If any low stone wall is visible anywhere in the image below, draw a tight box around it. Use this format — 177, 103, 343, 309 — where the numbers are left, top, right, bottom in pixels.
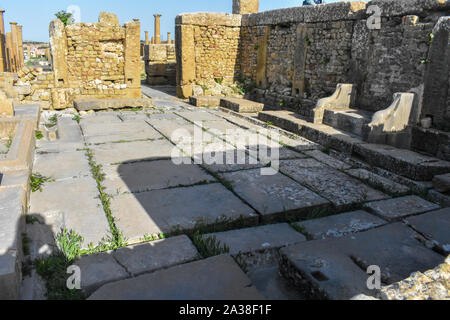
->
144, 44, 176, 85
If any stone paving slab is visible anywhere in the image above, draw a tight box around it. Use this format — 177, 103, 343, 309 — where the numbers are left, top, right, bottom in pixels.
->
280, 159, 389, 208
80, 113, 122, 124
103, 160, 216, 195
176, 110, 225, 122
364, 196, 440, 222
406, 208, 450, 254
75, 252, 129, 296
113, 235, 200, 276
110, 183, 258, 242
433, 173, 450, 193
304, 150, 352, 170
29, 177, 110, 247
279, 223, 445, 300
57, 117, 84, 142
200, 148, 264, 173
189, 96, 222, 107
220, 169, 330, 221
89, 255, 264, 300
90, 139, 175, 165
33, 151, 91, 181
35, 140, 85, 154
293, 210, 388, 240
203, 224, 306, 255
201, 120, 245, 137
345, 168, 410, 196
117, 112, 150, 122
147, 117, 215, 144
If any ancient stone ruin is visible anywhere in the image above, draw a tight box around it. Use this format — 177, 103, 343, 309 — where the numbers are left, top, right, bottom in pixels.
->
176, 0, 450, 160
0, 0, 449, 302
0, 10, 25, 73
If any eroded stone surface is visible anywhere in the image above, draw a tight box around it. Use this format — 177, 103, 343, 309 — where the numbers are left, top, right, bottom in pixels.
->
294, 210, 387, 240
407, 208, 450, 254
346, 168, 410, 196
220, 169, 330, 221
364, 196, 440, 222
203, 223, 306, 255
280, 159, 389, 208
33, 151, 91, 181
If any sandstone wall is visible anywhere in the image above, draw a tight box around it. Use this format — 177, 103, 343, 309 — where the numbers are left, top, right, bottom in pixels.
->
175, 13, 242, 98
9, 12, 142, 110
144, 44, 176, 85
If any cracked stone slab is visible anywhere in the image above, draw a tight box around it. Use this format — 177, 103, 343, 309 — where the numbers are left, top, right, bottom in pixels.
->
345, 168, 410, 196
280, 159, 389, 209
110, 183, 258, 242
203, 223, 306, 255
113, 235, 200, 276
33, 151, 91, 181
35, 140, 85, 154
103, 160, 216, 195
364, 196, 440, 222
175, 110, 225, 122
90, 139, 175, 165
147, 117, 215, 144
89, 255, 264, 300
199, 148, 265, 173
280, 223, 444, 300
304, 150, 352, 170
220, 169, 330, 221
406, 208, 450, 254
29, 177, 110, 247
75, 252, 129, 296
293, 210, 388, 240
81, 121, 162, 145
57, 117, 84, 143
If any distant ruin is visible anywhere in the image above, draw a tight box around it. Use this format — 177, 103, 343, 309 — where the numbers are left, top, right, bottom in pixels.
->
0, 10, 25, 73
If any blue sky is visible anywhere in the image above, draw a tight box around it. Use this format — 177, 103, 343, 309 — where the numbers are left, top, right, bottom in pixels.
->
1, 0, 360, 42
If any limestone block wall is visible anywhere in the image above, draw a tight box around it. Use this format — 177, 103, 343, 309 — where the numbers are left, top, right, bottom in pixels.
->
175, 13, 242, 98
144, 44, 176, 85
7, 12, 142, 110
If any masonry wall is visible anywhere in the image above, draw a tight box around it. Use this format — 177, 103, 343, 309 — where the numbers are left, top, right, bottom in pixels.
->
10, 12, 142, 110
144, 44, 176, 85
176, 0, 450, 129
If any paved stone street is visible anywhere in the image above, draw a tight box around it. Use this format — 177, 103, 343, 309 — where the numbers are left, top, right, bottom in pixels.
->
21, 85, 449, 300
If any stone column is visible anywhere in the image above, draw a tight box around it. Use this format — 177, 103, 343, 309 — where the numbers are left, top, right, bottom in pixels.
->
232, 0, 259, 14
124, 19, 141, 98
0, 10, 6, 72
167, 32, 171, 43
17, 25, 24, 68
5, 32, 12, 72
10, 22, 18, 72
145, 31, 150, 45
154, 14, 161, 44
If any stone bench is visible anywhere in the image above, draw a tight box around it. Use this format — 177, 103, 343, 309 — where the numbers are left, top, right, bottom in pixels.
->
220, 97, 264, 113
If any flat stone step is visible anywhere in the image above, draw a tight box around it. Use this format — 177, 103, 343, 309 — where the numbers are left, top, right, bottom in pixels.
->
189, 96, 222, 108
433, 173, 450, 193
75, 235, 199, 296
293, 210, 388, 240
221, 97, 264, 113
279, 223, 444, 300
323, 108, 373, 138
203, 223, 306, 256
258, 110, 450, 180
364, 196, 440, 222
405, 208, 450, 254
88, 255, 264, 300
